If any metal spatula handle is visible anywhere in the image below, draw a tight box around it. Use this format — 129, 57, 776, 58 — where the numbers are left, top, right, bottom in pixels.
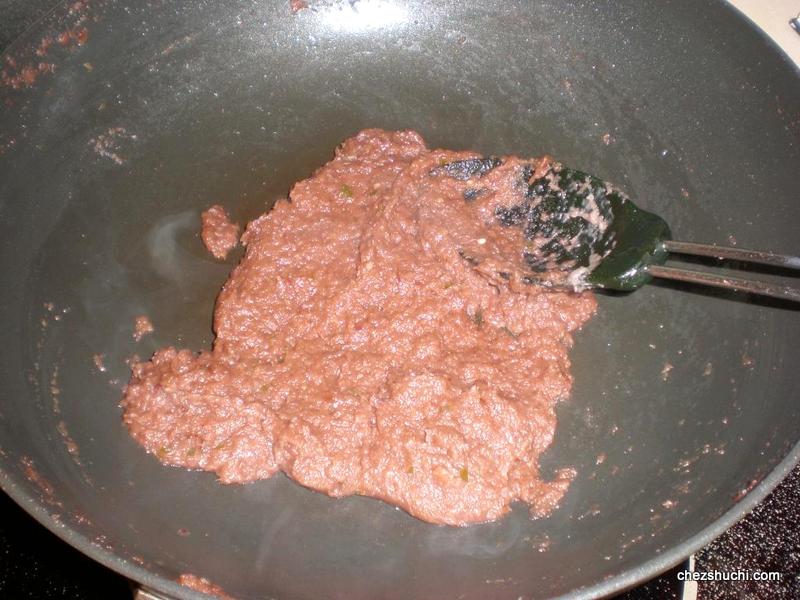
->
646, 240, 800, 302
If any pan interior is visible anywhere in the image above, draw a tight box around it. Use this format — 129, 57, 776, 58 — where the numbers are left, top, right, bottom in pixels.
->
0, 1, 799, 598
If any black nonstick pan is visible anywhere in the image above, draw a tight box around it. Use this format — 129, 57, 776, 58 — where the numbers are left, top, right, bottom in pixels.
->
1, 1, 799, 598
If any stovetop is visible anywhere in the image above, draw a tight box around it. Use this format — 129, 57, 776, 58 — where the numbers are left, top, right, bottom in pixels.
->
1, 2, 799, 599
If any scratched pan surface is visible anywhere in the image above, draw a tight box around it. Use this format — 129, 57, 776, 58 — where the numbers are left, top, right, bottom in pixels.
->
0, 1, 799, 598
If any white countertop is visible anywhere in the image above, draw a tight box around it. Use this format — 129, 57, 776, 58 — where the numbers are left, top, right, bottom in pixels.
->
728, 0, 800, 66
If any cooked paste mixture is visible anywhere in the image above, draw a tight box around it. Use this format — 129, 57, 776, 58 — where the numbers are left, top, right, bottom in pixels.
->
178, 574, 232, 600
132, 315, 154, 342
122, 129, 596, 526
201, 204, 239, 260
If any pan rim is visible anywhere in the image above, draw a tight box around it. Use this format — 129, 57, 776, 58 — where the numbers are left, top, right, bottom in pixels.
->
2, 441, 800, 599
722, 0, 800, 77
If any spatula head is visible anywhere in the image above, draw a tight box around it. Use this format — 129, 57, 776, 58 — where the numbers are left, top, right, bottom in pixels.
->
491, 163, 672, 291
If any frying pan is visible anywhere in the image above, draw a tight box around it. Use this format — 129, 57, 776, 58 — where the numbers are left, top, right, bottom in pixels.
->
1, 1, 799, 598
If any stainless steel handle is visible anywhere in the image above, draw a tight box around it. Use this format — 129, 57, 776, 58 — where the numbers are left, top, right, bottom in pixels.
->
135, 587, 179, 600
648, 240, 800, 303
